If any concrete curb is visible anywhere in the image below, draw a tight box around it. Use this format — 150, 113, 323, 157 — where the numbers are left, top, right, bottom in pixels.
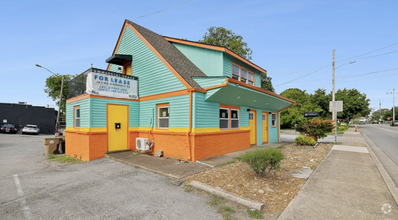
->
190, 181, 265, 211
360, 130, 398, 205
104, 154, 180, 179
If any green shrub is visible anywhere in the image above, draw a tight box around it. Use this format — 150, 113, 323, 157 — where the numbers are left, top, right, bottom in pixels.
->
295, 119, 334, 140
240, 148, 284, 177
294, 136, 317, 146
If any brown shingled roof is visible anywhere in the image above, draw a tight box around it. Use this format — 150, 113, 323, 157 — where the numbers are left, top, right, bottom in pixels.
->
126, 20, 206, 89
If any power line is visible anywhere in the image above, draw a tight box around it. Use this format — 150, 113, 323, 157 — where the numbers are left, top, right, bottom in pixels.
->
274, 64, 330, 87
134, 0, 195, 19
285, 67, 398, 84
355, 50, 398, 61
337, 42, 398, 62
339, 67, 398, 79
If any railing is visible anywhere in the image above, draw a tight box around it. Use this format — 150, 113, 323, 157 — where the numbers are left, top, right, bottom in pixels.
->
67, 68, 138, 99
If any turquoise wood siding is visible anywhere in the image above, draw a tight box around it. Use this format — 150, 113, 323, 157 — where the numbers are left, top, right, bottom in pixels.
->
108, 26, 185, 97
222, 54, 263, 88
173, 43, 223, 76
140, 95, 190, 128
193, 77, 226, 89
255, 72, 261, 88
66, 99, 90, 128
90, 98, 139, 128
193, 92, 219, 129
240, 106, 249, 127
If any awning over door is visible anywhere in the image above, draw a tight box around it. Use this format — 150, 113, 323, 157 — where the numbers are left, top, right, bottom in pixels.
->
205, 82, 294, 111
105, 54, 132, 65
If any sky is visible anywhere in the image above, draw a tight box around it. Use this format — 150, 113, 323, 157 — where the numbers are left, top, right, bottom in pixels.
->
1, 0, 397, 113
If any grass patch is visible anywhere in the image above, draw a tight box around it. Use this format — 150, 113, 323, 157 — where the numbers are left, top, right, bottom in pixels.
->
215, 160, 236, 168
208, 195, 224, 206
277, 146, 285, 150
247, 209, 263, 219
133, 152, 141, 156
184, 186, 193, 193
48, 154, 81, 164
218, 206, 235, 214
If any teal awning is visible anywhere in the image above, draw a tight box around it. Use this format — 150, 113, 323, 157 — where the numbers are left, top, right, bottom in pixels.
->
205, 83, 293, 111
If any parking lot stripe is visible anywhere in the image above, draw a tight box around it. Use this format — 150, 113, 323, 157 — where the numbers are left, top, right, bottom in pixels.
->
13, 174, 32, 220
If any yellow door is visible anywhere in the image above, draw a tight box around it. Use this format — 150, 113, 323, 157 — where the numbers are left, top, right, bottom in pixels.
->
249, 110, 256, 145
108, 105, 128, 151
262, 112, 268, 143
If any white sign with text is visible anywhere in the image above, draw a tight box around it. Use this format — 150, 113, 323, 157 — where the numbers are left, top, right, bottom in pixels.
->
86, 71, 138, 100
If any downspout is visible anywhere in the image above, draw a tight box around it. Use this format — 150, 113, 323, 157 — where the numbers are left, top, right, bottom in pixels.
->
187, 91, 193, 161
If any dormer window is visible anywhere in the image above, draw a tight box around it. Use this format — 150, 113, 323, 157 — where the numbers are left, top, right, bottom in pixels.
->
232, 64, 240, 80
231, 62, 255, 86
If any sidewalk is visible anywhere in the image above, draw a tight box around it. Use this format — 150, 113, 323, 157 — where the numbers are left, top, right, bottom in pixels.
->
279, 128, 398, 219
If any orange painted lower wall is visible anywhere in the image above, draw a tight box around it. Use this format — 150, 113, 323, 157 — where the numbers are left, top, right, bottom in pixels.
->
66, 129, 250, 162
134, 131, 190, 160
65, 131, 108, 161
191, 130, 251, 161
65, 131, 90, 161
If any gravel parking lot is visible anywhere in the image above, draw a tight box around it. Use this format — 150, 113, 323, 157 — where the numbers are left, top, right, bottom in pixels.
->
0, 133, 221, 220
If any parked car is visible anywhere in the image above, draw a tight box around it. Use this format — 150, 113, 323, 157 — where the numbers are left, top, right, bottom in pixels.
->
22, 124, 40, 135
391, 121, 398, 126
0, 124, 18, 134
372, 121, 378, 124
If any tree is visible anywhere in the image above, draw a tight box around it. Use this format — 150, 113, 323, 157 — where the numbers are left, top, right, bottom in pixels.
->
199, 26, 253, 60
371, 108, 391, 121
335, 88, 370, 123
310, 88, 331, 119
261, 73, 275, 92
44, 74, 74, 113
279, 88, 321, 128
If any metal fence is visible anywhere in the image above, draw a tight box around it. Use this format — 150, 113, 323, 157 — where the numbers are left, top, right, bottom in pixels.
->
68, 69, 89, 99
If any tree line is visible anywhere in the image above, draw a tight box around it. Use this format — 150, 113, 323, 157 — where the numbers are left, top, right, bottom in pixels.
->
280, 88, 371, 128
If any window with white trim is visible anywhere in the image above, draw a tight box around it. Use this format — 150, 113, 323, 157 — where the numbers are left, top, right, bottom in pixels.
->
272, 113, 276, 127
232, 63, 255, 86
240, 68, 247, 83
232, 64, 240, 80
231, 109, 239, 129
158, 106, 169, 129
248, 72, 254, 85
75, 107, 80, 128
219, 108, 229, 129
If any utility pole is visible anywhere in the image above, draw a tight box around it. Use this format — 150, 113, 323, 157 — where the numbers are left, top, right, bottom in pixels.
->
388, 89, 396, 122
394, 89, 396, 121
379, 100, 382, 123
332, 50, 337, 143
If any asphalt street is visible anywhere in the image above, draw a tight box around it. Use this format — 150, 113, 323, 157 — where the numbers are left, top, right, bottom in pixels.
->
359, 124, 398, 188
0, 133, 222, 220
359, 124, 398, 166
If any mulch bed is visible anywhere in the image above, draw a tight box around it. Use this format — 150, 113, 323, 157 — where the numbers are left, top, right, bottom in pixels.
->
185, 143, 333, 219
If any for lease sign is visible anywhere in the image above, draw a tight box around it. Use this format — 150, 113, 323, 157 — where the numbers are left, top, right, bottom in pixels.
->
86, 71, 138, 99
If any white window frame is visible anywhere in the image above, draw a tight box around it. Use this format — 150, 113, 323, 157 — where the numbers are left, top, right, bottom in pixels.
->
232, 64, 240, 80
75, 107, 80, 128
232, 62, 255, 86
248, 72, 254, 85
231, 109, 240, 129
219, 108, 230, 130
272, 113, 276, 127
158, 106, 169, 129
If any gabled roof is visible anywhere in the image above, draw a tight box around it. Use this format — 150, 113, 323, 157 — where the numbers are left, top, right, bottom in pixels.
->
108, 20, 207, 89
163, 36, 267, 74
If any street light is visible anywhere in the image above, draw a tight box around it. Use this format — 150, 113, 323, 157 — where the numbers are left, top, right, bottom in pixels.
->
36, 64, 64, 135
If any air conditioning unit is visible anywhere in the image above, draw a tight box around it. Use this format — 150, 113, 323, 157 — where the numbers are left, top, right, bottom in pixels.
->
136, 138, 149, 151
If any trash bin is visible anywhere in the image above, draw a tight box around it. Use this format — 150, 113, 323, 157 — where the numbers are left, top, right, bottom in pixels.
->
44, 137, 63, 155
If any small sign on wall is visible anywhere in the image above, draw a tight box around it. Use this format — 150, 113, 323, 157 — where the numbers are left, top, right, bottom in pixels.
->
3, 119, 7, 123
